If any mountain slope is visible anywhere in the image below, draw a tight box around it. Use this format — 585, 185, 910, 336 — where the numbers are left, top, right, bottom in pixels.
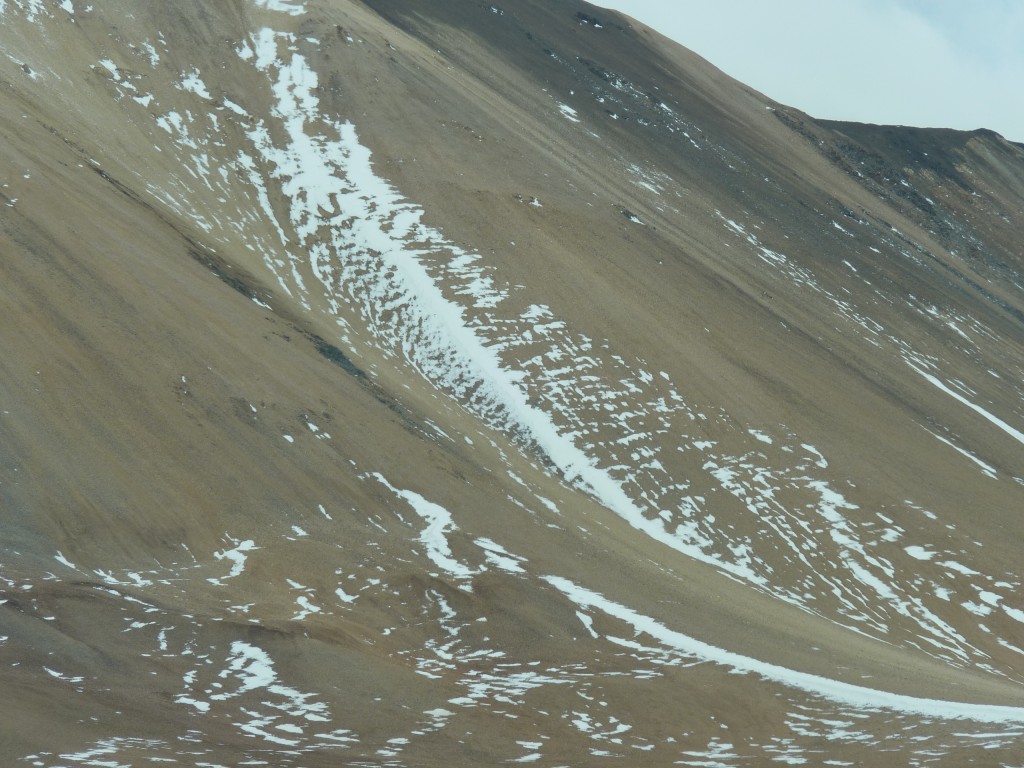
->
2, 0, 1024, 764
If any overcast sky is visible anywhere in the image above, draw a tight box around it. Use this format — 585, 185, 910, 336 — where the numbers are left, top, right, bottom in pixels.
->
590, 0, 1024, 142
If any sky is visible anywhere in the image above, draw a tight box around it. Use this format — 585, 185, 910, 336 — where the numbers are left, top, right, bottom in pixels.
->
590, 0, 1024, 143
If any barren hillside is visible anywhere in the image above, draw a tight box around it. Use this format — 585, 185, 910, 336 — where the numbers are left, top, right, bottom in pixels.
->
2, 0, 1024, 765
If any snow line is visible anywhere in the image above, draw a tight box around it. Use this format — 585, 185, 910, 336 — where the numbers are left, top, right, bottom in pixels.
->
908, 361, 1024, 447
242, 27, 768, 588
369, 473, 479, 584
544, 575, 1024, 723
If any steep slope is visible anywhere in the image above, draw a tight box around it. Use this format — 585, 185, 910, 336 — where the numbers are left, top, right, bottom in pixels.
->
2, 0, 1024, 765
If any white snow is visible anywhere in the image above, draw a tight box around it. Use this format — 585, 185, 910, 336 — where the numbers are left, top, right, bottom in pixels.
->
44, 667, 85, 683
801, 444, 828, 469
213, 539, 257, 579
904, 545, 937, 561
222, 97, 248, 116
179, 70, 211, 99
54, 551, 77, 569
371, 474, 478, 583
558, 103, 580, 123
925, 428, 997, 479
141, 41, 159, 67
214, 642, 321, 705
907, 360, 1024, 446
242, 32, 705, 581
475, 537, 527, 574
1005, 606, 1024, 624
335, 587, 357, 604
252, 0, 305, 14
294, 595, 320, 620
545, 575, 1024, 723
226, 24, 1009, 668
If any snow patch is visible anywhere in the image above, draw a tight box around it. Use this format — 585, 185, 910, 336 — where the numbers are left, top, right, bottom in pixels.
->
253, 0, 305, 14
558, 103, 580, 123
371, 473, 479, 584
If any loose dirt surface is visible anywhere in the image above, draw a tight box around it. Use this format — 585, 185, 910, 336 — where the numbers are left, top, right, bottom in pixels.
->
2, 1, 1024, 765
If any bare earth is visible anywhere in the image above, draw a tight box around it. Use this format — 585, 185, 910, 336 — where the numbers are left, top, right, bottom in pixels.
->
2, 1, 1024, 765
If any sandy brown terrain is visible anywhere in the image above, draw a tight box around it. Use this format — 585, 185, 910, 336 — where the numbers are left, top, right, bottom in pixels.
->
2, 0, 1024, 764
